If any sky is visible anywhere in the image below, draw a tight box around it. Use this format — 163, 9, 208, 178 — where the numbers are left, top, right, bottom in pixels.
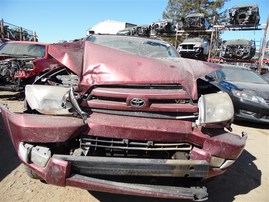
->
1, 0, 268, 44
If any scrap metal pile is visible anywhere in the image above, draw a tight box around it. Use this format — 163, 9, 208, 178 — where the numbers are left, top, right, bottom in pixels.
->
116, 4, 261, 61
0, 58, 32, 90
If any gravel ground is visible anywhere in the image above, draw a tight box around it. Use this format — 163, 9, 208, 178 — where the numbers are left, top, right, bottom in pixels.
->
0, 90, 268, 202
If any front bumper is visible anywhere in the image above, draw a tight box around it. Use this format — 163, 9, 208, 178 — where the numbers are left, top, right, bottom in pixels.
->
53, 155, 209, 177
66, 174, 208, 201
1, 105, 247, 200
16, 142, 209, 201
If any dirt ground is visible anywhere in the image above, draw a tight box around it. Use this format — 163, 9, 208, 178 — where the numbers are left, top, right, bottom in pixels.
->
0, 90, 268, 202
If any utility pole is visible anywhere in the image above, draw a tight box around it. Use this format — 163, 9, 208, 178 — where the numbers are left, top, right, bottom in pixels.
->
258, 15, 269, 74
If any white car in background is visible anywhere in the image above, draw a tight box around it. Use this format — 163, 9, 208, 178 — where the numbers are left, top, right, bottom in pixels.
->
177, 37, 210, 59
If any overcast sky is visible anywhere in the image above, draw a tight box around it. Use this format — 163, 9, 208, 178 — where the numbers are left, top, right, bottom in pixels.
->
1, 0, 268, 43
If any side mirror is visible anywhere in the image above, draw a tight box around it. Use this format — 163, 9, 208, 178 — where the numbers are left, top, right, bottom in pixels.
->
205, 74, 215, 81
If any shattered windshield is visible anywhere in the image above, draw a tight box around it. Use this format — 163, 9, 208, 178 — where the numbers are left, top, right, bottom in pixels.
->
87, 35, 178, 58
0, 43, 46, 58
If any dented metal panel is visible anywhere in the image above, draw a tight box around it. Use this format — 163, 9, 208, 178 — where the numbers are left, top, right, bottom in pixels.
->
48, 41, 220, 100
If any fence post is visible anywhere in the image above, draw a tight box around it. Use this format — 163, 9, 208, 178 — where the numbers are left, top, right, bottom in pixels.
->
19, 27, 23, 41
0, 19, 4, 39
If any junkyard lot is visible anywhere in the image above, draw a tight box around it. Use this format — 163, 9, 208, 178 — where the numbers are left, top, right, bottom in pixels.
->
0, 90, 268, 202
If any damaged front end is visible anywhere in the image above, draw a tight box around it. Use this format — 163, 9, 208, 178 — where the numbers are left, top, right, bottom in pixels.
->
1, 40, 247, 201
181, 13, 210, 30
221, 39, 256, 60
151, 19, 177, 35
228, 4, 260, 27
0, 42, 60, 91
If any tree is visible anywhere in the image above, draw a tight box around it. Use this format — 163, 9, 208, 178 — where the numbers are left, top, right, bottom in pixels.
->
163, 0, 229, 24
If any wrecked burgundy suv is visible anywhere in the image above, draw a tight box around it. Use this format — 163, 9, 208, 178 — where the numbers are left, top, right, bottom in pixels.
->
1, 35, 247, 201
228, 4, 260, 27
0, 41, 60, 91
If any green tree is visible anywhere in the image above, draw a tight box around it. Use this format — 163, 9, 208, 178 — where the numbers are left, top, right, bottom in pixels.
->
163, 0, 229, 24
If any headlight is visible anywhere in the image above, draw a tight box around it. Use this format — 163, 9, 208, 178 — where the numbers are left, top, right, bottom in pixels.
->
231, 89, 267, 105
25, 85, 72, 115
196, 92, 234, 126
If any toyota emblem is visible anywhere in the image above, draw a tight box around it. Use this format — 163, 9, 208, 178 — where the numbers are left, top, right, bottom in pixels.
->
130, 98, 146, 107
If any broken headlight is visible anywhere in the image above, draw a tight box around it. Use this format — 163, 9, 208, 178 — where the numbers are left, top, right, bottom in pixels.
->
196, 92, 234, 126
25, 85, 72, 115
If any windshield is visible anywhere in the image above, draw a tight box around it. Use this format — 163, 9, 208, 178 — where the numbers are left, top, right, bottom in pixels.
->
87, 35, 178, 58
0, 43, 46, 58
220, 67, 268, 84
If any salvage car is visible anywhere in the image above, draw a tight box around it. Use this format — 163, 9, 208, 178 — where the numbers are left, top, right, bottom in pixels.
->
117, 24, 151, 37
150, 19, 176, 35
0, 41, 60, 91
1, 35, 247, 201
221, 39, 256, 60
177, 37, 210, 59
182, 13, 210, 30
201, 64, 269, 124
228, 4, 260, 27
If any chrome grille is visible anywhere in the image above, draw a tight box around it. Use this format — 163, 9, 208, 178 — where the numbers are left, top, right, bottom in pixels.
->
181, 45, 194, 50
83, 84, 197, 120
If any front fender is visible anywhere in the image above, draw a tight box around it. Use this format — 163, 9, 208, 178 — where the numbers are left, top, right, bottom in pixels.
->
0, 105, 87, 151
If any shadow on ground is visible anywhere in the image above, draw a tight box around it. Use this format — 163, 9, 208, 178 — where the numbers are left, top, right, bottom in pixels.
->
0, 90, 24, 101
90, 191, 188, 202
234, 120, 269, 129
0, 113, 21, 181
206, 149, 261, 201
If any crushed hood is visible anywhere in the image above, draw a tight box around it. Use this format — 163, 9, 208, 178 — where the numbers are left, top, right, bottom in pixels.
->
48, 41, 220, 100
